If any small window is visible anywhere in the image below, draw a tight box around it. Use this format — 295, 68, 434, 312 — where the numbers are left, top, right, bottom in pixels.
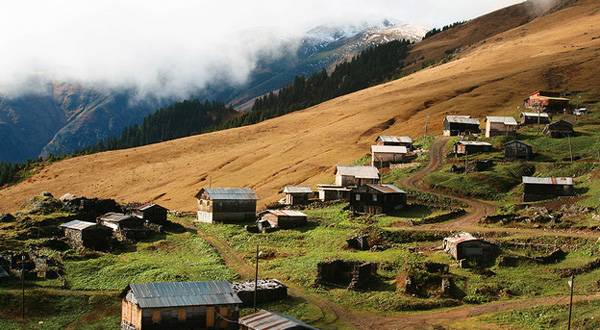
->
355, 194, 360, 201
373, 195, 377, 202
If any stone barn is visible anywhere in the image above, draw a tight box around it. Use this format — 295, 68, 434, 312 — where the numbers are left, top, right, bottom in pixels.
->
520, 112, 550, 125
282, 186, 313, 206
239, 310, 319, 330
524, 91, 570, 112
315, 260, 378, 290
504, 140, 533, 160
257, 210, 307, 231
375, 135, 414, 150
349, 184, 407, 215
443, 233, 499, 265
522, 176, 574, 202
120, 281, 241, 330
542, 120, 574, 138
485, 116, 517, 137
195, 188, 259, 223
453, 141, 492, 155
131, 204, 167, 224
97, 213, 150, 242
59, 220, 112, 250
443, 115, 480, 136
334, 165, 380, 187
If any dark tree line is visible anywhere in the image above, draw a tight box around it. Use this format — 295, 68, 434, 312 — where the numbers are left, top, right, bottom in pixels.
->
208, 39, 413, 131
422, 21, 466, 40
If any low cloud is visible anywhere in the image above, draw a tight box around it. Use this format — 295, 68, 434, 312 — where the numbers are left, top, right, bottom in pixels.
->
0, 0, 522, 100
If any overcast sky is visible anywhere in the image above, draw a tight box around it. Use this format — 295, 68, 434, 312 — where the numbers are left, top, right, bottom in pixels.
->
0, 0, 523, 98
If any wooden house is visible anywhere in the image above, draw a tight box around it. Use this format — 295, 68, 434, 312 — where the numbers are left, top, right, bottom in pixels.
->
375, 135, 413, 149
371, 145, 408, 168
257, 210, 308, 230
335, 165, 379, 187
59, 220, 112, 250
97, 213, 149, 241
522, 176, 574, 202
131, 203, 167, 224
349, 184, 407, 215
520, 112, 550, 125
524, 91, 570, 112
504, 140, 533, 160
195, 188, 259, 223
442, 232, 499, 264
443, 116, 480, 136
485, 116, 517, 137
120, 281, 242, 330
316, 185, 351, 202
282, 186, 313, 205
542, 120, 574, 138
453, 141, 492, 155
239, 310, 319, 330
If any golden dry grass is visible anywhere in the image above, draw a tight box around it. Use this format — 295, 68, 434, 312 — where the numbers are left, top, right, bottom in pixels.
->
1, 0, 599, 213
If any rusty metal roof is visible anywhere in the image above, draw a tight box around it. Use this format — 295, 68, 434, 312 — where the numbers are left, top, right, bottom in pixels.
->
522, 176, 573, 185
365, 184, 407, 194
97, 212, 136, 222
239, 309, 319, 330
376, 135, 413, 144
197, 188, 259, 200
521, 112, 549, 118
486, 116, 518, 125
283, 186, 313, 194
59, 220, 98, 231
335, 165, 379, 179
371, 145, 408, 154
258, 210, 307, 217
445, 115, 480, 125
123, 281, 242, 309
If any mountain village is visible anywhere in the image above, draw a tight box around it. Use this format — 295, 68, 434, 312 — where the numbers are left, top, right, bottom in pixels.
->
2, 1, 600, 330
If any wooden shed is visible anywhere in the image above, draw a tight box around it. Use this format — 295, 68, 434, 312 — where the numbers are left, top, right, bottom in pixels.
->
239, 310, 319, 330
485, 116, 517, 137
443, 116, 480, 136
522, 176, 574, 202
371, 145, 408, 168
335, 165, 379, 187
504, 140, 533, 160
542, 120, 574, 138
453, 141, 492, 155
257, 210, 308, 230
316, 185, 351, 202
97, 213, 149, 242
59, 220, 112, 250
443, 232, 499, 263
349, 184, 407, 215
120, 281, 241, 330
375, 135, 414, 149
195, 188, 259, 223
520, 112, 550, 125
131, 203, 167, 224
282, 186, 313, 206
524, 91, 570, 112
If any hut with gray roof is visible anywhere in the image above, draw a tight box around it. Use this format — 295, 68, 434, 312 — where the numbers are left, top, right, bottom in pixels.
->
485, 116, 518, 137
334, 165, 379, 187
195, 188, 259, 223
375, 135, 414, 149
349, 184, 407, 215
120, 281, 241, 330
443, 115, 481, 136
443, 232, 499, 266
282, 186, 313, 205
453, 141, 492, 155
520, 112, 550, 125
239, 309, 319, 330
522, 176, 574, 202
59, 220, 112, 250
371, 145, 408, 168
257, 210, 308, 232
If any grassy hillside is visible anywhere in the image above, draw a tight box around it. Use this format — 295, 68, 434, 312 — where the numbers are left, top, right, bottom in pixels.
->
1, 0, 600, 213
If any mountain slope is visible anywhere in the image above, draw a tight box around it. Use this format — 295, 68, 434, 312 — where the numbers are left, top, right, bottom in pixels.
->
1, 0, 599, 212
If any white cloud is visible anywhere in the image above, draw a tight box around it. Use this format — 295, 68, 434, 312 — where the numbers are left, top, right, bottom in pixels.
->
0, 0, 522, 98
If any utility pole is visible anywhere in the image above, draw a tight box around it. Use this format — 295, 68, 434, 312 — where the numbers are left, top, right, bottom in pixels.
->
567, 274, 574, 330
21, 255, 25, 319
254, 245, 260, 313
536, 105, 541, 135
568, 134, 573, 163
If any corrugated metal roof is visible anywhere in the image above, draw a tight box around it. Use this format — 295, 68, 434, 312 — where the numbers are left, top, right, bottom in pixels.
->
335, 165, 379, 179
455, 141, 492, 146
376, 135, 413, 144
444, 232, 479, 245
521, 112, 549, 118
503, 140, 532, 147
544, 96, 570, 101
371, 145, 408, 154
239, 310, 319, 330
366, 184, 407, 194
259, 210, 307, 217
445, 115, 480, 125
283, 186, 313, 194
134, 203, 162, 211
486, 116, 518, 125
125, 281, 242, 308
59, 220, 97, 231
98, 212, 136, 222
0, 265, 10, 278
522, 176, 573, 185
199, 188, 259, 200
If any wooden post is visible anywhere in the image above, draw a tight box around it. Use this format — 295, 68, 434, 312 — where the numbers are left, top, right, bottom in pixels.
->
568, 134, 573, 163
21, 255, 25, 319
424, 112, 429, 137
254, 245, 259, 313
567, 274, 574, 330
464, 151, 468, 175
